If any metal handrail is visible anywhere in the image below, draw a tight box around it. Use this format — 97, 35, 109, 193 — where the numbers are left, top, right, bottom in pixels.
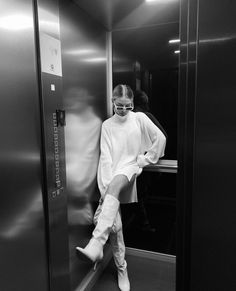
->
144, 159, 178, 173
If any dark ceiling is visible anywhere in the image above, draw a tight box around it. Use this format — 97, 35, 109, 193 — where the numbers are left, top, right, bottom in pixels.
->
74, 0, 180, 31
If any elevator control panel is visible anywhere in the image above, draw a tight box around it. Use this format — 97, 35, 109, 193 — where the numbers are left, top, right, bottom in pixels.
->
51, 111, 65, 198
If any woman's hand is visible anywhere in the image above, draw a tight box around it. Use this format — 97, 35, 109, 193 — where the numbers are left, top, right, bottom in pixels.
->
136, 167, 143, 177
137, 154, 149, 168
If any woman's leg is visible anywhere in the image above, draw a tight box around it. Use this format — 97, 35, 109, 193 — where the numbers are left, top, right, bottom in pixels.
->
110, 218, 130, 291
105, 173, 135, 200
104, 175, 133, 290
76, 174, 136, 265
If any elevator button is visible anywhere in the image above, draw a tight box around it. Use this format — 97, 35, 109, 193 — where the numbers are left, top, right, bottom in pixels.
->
56, 110, 66, 126
55, 180, 61, 188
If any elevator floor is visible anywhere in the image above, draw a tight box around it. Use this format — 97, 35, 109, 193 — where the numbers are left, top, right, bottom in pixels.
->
91, 250, 176, 291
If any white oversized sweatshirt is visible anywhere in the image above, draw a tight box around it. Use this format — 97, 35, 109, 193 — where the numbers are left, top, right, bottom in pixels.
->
97, 111, 166, 203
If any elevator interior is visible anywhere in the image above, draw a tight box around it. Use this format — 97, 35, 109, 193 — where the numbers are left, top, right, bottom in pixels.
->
0, 0, 178, 290
62, 0, 179, 290
4, 0, 236, 291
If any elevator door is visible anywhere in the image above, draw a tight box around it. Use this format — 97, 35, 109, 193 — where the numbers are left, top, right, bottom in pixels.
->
0, 0, 49, 290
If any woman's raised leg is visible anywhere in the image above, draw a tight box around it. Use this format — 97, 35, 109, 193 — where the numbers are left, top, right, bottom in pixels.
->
76, 174, 134, 266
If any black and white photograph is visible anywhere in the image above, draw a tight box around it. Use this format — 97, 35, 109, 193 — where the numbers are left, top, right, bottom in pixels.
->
0, 0, 235, 290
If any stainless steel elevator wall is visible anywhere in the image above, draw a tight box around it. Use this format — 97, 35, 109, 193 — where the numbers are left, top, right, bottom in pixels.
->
59, 1, 107, 289
178, 0, 236, 290
36, 0, 70, 290
0, 1, 48, 290
190, 0, 236, 290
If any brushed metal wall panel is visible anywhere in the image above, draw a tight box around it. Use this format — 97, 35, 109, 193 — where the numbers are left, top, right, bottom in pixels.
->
36, 0, 70, 290
190, 0, 236, 290
179, 0, 236, 290
0, 0, 48, 290
176, 0, 190, 289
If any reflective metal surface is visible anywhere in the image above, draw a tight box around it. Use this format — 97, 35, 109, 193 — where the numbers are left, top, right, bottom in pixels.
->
59, 0, 107, 289
113, 23, 179, 71
36, 0, 70, 290
178, 0, 236, 290
112, 23, 179, 159
176, 0, 188, 289
0, 0, 48, 290
111, 1, 179, 262
191, 0, 236, 290
144, 159, 178, 173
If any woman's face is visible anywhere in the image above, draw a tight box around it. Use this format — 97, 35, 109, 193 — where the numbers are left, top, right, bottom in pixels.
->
113, 96, 134, 116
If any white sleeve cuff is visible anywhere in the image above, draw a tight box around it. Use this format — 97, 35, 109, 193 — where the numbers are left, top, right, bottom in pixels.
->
137, 154, 149, 168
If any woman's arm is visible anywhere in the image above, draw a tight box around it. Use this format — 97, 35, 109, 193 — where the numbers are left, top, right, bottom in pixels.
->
97, 124, 113, 195
137, 112, 166, 168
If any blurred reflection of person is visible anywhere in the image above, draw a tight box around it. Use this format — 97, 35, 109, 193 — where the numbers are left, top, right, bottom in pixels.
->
76, 84, 166, 291
134, 90, 168, 233
65, 87, 102, 226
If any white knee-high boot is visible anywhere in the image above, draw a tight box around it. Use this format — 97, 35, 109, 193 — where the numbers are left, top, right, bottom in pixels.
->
110, 226, 130, 291
76, 194, 120, 264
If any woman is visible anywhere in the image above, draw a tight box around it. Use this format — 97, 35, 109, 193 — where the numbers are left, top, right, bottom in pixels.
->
76, 84, 166, 291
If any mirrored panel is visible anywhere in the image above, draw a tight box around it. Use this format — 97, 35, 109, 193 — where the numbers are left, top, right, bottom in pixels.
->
112, 12, 179, 256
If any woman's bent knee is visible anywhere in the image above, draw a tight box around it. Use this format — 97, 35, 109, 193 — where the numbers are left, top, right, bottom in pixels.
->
106, 175, 129, 196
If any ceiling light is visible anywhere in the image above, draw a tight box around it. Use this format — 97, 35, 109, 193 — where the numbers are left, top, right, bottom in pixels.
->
169, 39, 180, 44
174, 50, 180, 54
